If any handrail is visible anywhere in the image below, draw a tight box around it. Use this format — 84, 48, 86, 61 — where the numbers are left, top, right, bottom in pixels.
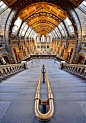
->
60, 61, 86, 78
0, 61, 28, 79
34, 65, 54, 121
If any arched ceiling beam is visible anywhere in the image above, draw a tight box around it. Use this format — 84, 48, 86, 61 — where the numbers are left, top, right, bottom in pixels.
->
50, 32, 54, 38
17, 12, 65, 36
18, 3, 66, 21
62, 20, 69, 37
24, 26, 29, 37
54, 27, 62, 37
28, 20, 58, 28
8, 2, 71, 40
53, 30, 59, 37
51, 31, 56, 38
52, 30, 58, 37
33, 25, 53, 34
24, 12, 63, 24
58, 22, 68, 37
17, 12, 61, 36
31, 23, 55, 31
5, 3, 79, 42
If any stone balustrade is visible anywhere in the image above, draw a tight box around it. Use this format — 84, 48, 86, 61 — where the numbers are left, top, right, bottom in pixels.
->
60, 61, 86, 78
0, 61, 28, 79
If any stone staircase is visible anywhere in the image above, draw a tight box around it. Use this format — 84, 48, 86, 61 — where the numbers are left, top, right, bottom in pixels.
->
0, 59, 86, 123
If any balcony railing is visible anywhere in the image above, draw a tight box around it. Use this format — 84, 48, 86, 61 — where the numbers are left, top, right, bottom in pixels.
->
60, 61, 86, 78
0, 61, 27, 80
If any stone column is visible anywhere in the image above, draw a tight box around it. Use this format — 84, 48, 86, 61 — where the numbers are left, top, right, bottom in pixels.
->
18, 36, 21, 49
60, 36, 62, 46
65, 37, 68, 48
25, 38, 27, 47
56, 37, 58, 53
46, 37, 47, 49
40, 36, 41, 49
36, 37, 37, 49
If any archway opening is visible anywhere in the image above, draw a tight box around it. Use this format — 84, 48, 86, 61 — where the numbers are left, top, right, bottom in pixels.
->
78, 56, 84, 64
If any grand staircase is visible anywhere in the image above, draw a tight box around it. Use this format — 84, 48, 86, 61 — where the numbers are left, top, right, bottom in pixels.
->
0, 59, 86, 123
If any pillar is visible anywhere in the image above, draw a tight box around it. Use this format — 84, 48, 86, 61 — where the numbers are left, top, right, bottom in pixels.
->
65, 37, 68, 48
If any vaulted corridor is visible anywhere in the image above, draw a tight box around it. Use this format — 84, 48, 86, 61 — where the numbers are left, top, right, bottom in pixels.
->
0, 59, 86, 123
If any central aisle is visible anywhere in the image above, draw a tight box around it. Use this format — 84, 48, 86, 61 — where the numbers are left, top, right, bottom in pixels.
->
0, 59, 86, 123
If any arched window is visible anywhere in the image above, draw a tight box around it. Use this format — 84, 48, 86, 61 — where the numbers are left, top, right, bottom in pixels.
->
25, 27, 31, 38
58, 24, 65, 36
41, 35, 46, 42
19, 22, 26, 36
37, 37, 39, 43
64, 17, 74, 35
0, 1, 7, 12
82, 0, 86, 6
21, 24, 28, 36
55, 27, 61, 37
12, 17, 22, 35
47, 36, 50, 42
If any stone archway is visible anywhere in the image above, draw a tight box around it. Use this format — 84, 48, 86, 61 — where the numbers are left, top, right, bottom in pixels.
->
78, 56, 84, 64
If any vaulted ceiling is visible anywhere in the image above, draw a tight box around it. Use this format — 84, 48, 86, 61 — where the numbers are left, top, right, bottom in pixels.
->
2, 0, 83, 35
18, 3, 67, 34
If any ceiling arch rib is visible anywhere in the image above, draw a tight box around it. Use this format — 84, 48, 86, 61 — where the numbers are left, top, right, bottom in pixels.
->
55, 27, 62, 37
29, 30, 33, 38
21, 24, 28, 36
64, 17, 74, 35
51, 31, 56, 38
50, 18, 72, 39
25, 27, 31, 38
52, 30, 58, 38
54, 28, 60, 37
49, 32, 53, 38
62, 20, 69, 36
24, 26, 29, 37
18, 12, 61, 35
18, 21, 36, 39
19, 22, 26, 36
32, 23, 55, 34
17, 2, 67, 36
19, 3, 66, 22
28, 29, 33, 38
60, 22, 68, 37
53, 29, 59, 37
32, 31, 36, 38
28, 20, 58, 29
11, 2, 77, 40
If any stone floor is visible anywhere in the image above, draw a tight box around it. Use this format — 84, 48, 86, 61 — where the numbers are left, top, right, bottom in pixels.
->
0, 59, 86, 123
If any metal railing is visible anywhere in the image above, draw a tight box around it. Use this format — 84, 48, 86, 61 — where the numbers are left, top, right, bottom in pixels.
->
0, 61, 28, 79
60, 61, 86, 78
34, 65, 54, 121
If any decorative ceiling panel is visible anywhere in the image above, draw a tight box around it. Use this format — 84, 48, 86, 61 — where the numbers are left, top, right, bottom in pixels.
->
3, 0, 83, 35
17, 2, 67, 35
